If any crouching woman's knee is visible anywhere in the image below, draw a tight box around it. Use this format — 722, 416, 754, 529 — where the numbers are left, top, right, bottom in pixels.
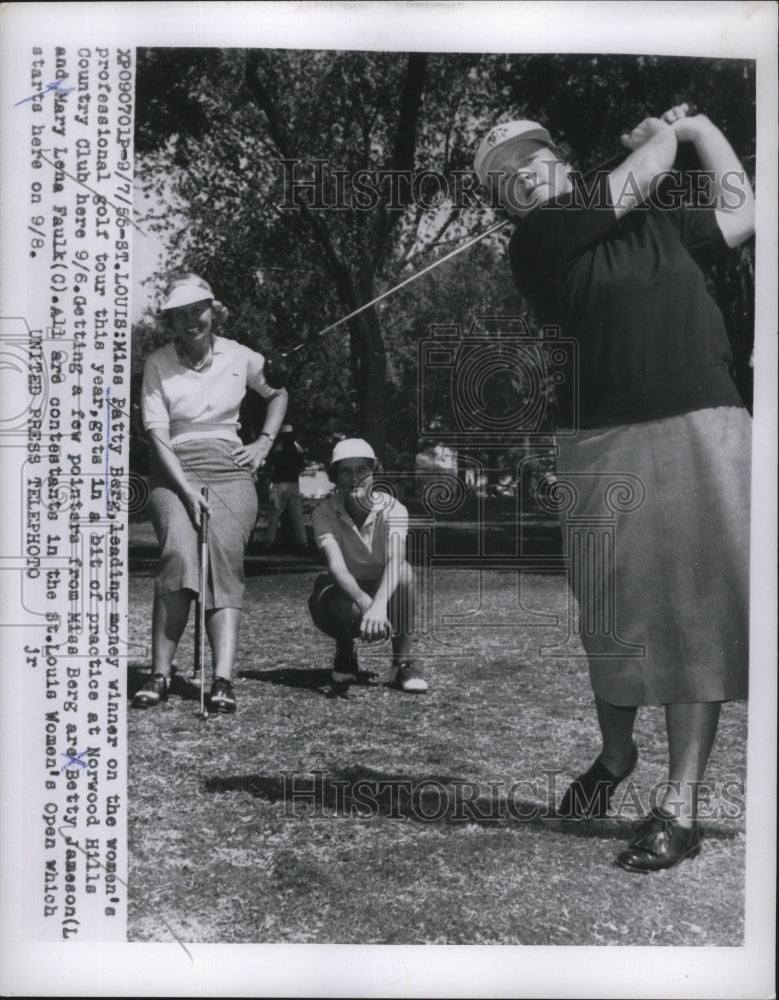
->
308, 579, 361, 639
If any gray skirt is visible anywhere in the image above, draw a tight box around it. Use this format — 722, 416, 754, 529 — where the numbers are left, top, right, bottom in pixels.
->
148, 438, 258, 609
555, 406, 751, 705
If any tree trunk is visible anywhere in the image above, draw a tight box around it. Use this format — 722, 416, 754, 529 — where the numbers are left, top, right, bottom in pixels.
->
349, 276, 387, 459
243, 50, 426, 462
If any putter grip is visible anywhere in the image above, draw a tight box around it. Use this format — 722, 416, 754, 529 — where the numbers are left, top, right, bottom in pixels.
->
200, 486, 209, 532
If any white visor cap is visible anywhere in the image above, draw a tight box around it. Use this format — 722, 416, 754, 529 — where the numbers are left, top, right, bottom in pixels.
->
474, 120, 553, 186
330, 438, 376, 465
161, 281, 215, 312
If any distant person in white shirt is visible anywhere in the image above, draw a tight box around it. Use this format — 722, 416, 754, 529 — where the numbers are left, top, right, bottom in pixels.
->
308, 438, 427, 693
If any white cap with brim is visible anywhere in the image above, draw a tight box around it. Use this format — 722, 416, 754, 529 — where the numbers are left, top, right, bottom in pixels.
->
160, 282, 214, 312
474, 120, 553, 186
330, 438, 376, 465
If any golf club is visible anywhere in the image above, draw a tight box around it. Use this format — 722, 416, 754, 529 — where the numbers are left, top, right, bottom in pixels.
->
261, 219, 510, 388
195, 486, 210, 720
262, 108, 698, 382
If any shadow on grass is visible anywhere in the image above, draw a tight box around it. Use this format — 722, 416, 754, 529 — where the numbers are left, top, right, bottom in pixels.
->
238, 666, 379, 700
128, 662, 153, 699
202, 765, 745, 841
128, 662, 216, 702
204, 764, 555, 830
129, 661, 382, 704
558, 815, 743, 843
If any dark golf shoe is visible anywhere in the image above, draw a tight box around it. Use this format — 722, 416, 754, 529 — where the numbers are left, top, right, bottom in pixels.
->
209, 677, 237, 714
557, 742, 638, 819
392, 660, 428, 693
131, 673, 169, 709
615, 807, 702, 873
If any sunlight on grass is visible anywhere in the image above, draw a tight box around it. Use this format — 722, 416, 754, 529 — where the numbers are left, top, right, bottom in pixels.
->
128, 569, 746, 945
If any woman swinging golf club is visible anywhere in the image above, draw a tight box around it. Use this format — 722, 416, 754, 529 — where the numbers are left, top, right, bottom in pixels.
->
475, 105, 754, 872
133, 273, 288, 714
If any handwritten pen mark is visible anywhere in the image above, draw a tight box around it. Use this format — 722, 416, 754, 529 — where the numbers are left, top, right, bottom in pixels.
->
14, 77, 75, 107
37, 152, 147, 238
56, 824, 194, 962
60, 748, 97, 771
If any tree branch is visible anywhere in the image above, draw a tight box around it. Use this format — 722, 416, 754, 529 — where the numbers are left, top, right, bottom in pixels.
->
387, 203, 426, 282
385, 208, 487, 287
243, 52, 358, 309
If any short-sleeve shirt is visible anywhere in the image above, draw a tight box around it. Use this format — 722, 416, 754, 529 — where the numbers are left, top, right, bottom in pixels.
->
142, 336, 276, 445
509, 181, 744, 428
312, 492, 408, 579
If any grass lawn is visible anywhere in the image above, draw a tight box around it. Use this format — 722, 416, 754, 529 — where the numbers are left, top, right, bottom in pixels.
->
127, 568, 747, 945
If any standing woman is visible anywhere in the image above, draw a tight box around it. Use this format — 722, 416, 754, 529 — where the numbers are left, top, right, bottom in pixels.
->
474, 106, 754, 871
133, 274, 288, 713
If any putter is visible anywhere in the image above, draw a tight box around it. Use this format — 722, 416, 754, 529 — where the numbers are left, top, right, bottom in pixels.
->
195, 486, 210, 720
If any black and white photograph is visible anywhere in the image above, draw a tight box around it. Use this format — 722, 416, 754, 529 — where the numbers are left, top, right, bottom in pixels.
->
0, 3, 776, 997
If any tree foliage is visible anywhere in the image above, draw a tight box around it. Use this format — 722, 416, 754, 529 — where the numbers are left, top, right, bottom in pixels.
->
133, 49, 755, 469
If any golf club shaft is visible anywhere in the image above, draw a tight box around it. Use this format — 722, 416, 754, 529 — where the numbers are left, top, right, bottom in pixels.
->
281, 111, 698, 360
197, 487, 209, 716
279, 164, 589, 358
283, 218, 510, 356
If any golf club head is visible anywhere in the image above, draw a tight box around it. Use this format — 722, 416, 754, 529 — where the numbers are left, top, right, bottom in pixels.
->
264, 351, 291, 389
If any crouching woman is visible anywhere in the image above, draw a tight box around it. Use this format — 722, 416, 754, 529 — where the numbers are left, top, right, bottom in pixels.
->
308, 438, 427, 693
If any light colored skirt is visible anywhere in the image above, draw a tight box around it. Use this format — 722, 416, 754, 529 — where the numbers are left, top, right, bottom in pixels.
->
148, 438, 258, 610
555, 407, 751, 705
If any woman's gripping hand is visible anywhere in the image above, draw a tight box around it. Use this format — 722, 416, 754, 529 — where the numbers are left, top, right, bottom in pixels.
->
621, 103, 696, 150
620, 115, 672, 151
183, 489, 212, 530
